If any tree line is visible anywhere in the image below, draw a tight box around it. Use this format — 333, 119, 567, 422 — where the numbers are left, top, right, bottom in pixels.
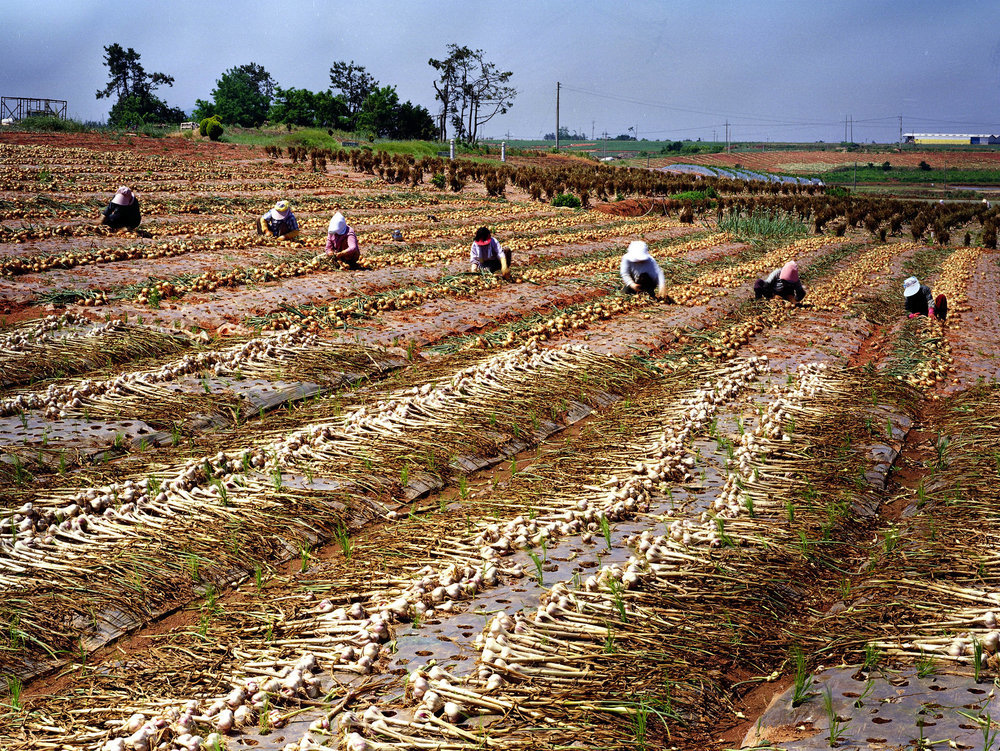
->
96, 44, 516, 143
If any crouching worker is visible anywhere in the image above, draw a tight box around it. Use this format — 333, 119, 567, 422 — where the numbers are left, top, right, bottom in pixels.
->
256, 200, 300, 240
620, 240, 667, 299
325, 212, 360, 268
470, 227, 511, 277
100, 186, 141, 230
754, 261, 806, 303
903, 276, 947, 320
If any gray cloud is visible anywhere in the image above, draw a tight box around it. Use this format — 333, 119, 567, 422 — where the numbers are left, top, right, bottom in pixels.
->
2, 0, 997, 141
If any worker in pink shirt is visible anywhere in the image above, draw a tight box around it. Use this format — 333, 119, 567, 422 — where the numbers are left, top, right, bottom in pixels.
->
469, 227, 511, 277
325, 212, 360, 268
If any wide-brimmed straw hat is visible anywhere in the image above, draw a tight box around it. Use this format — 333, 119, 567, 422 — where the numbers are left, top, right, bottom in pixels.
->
272, 200, 291, 218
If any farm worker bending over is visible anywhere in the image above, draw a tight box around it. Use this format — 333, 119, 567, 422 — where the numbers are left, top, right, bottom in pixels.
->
903, 276, 947, 320
100, 186, 141, 230
754, 261, 806, 303
325, 212, 360, 268
256, 200, 300, 240
470, 227, 511, 277
620, 240, 667, 298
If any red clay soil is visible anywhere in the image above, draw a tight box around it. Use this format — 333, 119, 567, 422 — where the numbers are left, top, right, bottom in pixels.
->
0, 130, 255, 159
680, 241, 748, 264
593, 198, 674, 217
0, 246, 307, 304
650, 149, 1000, 173
330, 281, 609, 349
715, 674, 798, 748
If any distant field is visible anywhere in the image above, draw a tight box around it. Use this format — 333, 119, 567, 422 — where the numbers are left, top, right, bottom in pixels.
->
492, 138, 726, 156
645, 149, 1000, 174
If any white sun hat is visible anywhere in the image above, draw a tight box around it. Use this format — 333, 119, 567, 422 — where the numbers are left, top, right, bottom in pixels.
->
271, 200, 290, 219
328, 212, 347, 235
903, 276, 921, 297
111, 186, 134, 206
624, 240, 651, 262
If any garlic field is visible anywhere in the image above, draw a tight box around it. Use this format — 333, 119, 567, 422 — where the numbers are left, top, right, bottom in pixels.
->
4, 131, 1000, 751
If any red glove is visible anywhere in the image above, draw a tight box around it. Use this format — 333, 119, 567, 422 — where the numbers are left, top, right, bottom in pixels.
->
908, 313, 919, 319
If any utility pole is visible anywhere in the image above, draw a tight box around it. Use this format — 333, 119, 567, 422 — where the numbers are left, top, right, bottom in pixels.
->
592, 120, 595, 140
844, 116, 848, 144
725, 121, 729, 154
850, 114, 853, 144
555, 82, 560, 151
603, 131, 608, 158
898, 115, 903, 150
713, 129, 716, 143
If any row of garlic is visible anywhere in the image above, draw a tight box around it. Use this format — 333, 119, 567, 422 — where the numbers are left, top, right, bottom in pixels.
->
262, 342, 589, 469
0, 327, 313, 419
0, 312, 90, 354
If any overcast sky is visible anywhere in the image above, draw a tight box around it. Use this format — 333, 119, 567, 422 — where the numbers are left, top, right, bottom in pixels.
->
4, 0, 999, 143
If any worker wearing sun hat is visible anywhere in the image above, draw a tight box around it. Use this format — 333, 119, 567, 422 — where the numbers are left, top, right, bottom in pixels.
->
620, 240, 667, 298
754, 260, 806, 303
470, 227, 511, 277
325, 211, 361, 268
256, 199, 300, 240
903, 276, 947, 320
99, 186, 141, 230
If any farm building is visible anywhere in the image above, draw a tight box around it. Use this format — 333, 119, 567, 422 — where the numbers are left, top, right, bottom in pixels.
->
904, 132, 1000, 145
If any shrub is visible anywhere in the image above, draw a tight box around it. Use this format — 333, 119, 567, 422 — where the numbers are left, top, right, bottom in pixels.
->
882, 161, 891, 171
430, 172, 446, 189
206, 120, 224, 141
918, 160, 931, 171
984, 223, 997, 249
199, 115, 222, 138
552, 193, 581, 208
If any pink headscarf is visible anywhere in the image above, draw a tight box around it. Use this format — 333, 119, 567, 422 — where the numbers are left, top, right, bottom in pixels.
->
779, 261, 799, 283
111, 186, 134, 206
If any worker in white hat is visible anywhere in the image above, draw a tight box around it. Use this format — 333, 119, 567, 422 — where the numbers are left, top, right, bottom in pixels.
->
256, 200, 300, 240
325, 211, 360, 267
903, 276, 947, 320
99, 186, 141, 230
620, 240, 667, 298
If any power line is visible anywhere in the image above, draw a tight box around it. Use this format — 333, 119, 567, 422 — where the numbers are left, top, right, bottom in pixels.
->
560, 84, 842, 126
558, 83, 1000, 133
